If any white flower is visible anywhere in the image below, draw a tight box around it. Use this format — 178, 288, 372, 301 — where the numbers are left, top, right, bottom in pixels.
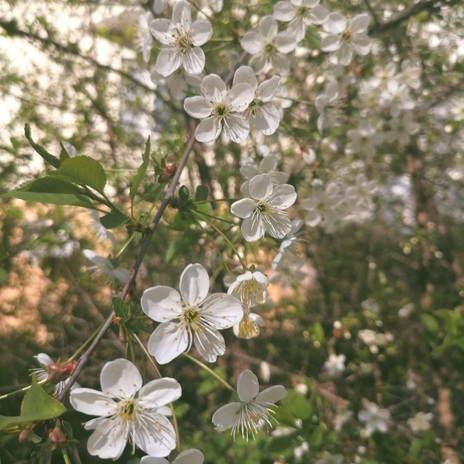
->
231, 173, 297, 242
228, 270, 268, 308
69, 359, 181, 459
315, 81, 340, 133
321, 13, 371, 66
300, 180, 342, 228
273, 218, 304, 265
358, 399, 390, 436
233, 311, 265, 339
150, 1, 212, 77
141, 263, 243, 364
324, 354, 346, 377
407, 412, 433, 433
240, 154, 289, 197
83, 249, 129, 284
385, 111, 419, 147
346, 120, 383, 157
274, 0, 329, 42
184, 74, 254, 143
141, 448, 204, 464
315, 451, 345, 464
240, 16, 296, 75
270, 254, 306, 288
233, 66, 282, 136
138, 11, 154, 63
212, 369, 287, 439
151, 68, 203, 100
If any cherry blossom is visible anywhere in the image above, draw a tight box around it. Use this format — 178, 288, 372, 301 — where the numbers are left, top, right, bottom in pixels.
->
184, 74, 254, 143
150, 1, 212, 77
231, 173, 297, 242
141, 263, 243, 364
69, 359, 181, 459
358, 399, 390, 436
141, 449, 204, 464
212, 369, 287, 439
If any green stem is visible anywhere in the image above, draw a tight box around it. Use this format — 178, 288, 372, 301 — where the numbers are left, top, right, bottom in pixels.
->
68, 322, 106, 362
182, 352, 234, 392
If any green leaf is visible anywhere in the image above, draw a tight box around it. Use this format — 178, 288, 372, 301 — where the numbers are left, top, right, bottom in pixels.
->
309, 425, 324, 446
195, 185, 209, 201
420, 313, 440, 335
51, 156, 107, 194
100, 211, 128, 229
4, 177, 94, 208
24, 124, 60, 169
266, 432, 298, 453
306, 26, 321, 49
0, 377, 66, 430
59, 142, 71, 162
112, 297, 130, 319
280, 390, 313, 420
130, 136, 150, 202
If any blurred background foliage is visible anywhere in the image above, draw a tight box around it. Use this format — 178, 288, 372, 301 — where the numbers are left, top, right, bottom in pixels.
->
0, 0, 463, 463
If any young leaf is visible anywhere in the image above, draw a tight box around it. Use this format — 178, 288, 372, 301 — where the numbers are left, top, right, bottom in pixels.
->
51, 156, 107, 194
100, 211, 128, 229
195, 185, 209, 201
0, 377, 66, 430
130, 136, 150, 202
24, 124, 61, 169
4, 177, 94, 208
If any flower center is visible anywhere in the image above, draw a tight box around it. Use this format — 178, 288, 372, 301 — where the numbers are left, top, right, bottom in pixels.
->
175, 32, 192, 52
296, 6, 309, 18
232, 402, 275, 440
182, 306, 202, 330
213, 102, 229, 118
341, 30, 352, 42
257, 201, 274, 214
117, 398, 140, 422
264, 42, 275, 54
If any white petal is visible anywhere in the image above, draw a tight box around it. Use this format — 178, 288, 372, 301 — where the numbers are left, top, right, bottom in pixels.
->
240, 32, 265, 55
184, 96, 212, 119
180, 263, 210, 306
274, 2, 296, 22
201, 74, 226, 101
175, 449, 205, 464
321, 34, 340, 52
237, 369, 259, 402
195, 116, 222, 143
231, 198, 256, 218
264, 212, 292, 238
249, 54, 267, 74
233, 66, 257, 89
136, 413, 177, 457
113, 267, 129, 283
337, 44, 353, 66
172, 1, 191, 26
182, 47, 205, 75
191, 19, 213, 46
259, 15, 278, 40
269, 184, 297, 208
69, 388, 117, 416
100, 359, 142, 398
275, 31, 297, 53
269, 53, 290, 75
259, 155, 278, 172
222, 114, 250, 143
87, 419, 127, 459
257, 76, 281, 101
349, 14, 370, 33
256, 385, 287, 404
35, 353, 53, 367
148, 322, 189, 364
139, 377, 182, 409
252, 105, 281, 135
212, 402, 241, 431
324, 13, 346, 34
241, 215, 265, 242
149, 19, 173, 45
141, 457, 168, 464
193, 327, 226, 362
249, 173, 273, 200
201, 293, 244, 329
351, 35, 371, 55
141, 286, 183, 322
308, 5, 329, 25
227, 84, 255, 112
155, 48, 182, 77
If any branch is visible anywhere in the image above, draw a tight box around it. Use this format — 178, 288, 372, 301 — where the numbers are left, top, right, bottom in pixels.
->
369, 0, 453, 36
57, 123, 197, 401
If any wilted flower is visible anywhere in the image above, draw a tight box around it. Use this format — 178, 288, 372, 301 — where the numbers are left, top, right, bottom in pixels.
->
212, 369, 287, 439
